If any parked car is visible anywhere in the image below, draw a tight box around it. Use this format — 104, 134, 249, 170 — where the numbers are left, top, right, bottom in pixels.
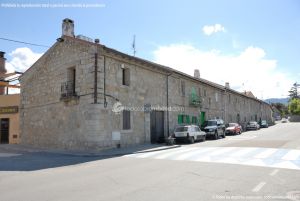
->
281, 118, 288, 123
259, 120, 269, 128
246, 121, 260, 131
225, 123, 242, 135
202, 119, 225, 139
174, 125, 206, 143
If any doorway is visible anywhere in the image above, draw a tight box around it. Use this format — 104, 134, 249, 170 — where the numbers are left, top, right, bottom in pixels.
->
150, 111, 164, 143
200, 112, 206, 126
0, 118, 9, 144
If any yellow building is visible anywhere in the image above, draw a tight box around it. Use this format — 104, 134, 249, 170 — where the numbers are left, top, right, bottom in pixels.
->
0, 94, 20, 144
0, 51, 21, 144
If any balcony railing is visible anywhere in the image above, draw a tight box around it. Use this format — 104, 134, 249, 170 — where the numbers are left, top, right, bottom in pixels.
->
189, 93, 201, 107
60, 81, 77, 100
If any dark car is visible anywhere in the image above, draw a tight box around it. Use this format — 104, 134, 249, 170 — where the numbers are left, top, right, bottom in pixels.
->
225, 123, 242, 135
202, 119, 225, 139
246, 121, 260, 131
259, 120, 268, 128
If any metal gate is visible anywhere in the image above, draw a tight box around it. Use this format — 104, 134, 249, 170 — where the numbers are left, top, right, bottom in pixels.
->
0, 118, 9, 144
150, 111, 164, 143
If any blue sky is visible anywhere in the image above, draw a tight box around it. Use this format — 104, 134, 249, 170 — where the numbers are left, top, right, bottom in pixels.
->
1, 0, 299, 98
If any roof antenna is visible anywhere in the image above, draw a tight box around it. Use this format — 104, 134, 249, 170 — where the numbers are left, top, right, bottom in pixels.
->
132, 35, 136, 56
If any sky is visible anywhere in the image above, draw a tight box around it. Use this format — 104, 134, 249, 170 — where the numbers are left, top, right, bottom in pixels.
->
0, 0, 299, 98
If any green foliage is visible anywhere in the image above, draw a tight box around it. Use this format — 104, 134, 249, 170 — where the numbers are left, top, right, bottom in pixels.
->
288, 82, 300, 99
288, 98, 300, 115
271, 102, 288, 116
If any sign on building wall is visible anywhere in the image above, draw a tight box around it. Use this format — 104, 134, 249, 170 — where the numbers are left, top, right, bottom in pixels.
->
0, 106, 19, 114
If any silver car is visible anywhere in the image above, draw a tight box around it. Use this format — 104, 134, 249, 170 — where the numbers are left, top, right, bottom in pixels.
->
174, 125, 206, 143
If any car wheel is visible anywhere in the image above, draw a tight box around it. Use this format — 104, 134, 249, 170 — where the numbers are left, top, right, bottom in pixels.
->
214, 131, 218, 140
189, 137, 195, 144
202, 136, 206, 142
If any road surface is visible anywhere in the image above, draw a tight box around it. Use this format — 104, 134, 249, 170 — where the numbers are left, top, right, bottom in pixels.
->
0, 122, 300, 201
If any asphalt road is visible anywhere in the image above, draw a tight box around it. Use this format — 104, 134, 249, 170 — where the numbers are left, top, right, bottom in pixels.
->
0, 122, 300, 201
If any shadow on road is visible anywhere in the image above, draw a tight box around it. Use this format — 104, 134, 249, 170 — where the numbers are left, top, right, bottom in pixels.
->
0, 151, 111, 171
0, 143, 179, 171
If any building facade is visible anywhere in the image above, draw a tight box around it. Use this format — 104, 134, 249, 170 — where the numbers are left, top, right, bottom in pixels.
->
0, 52, 20, 144
0, 94, 20, 144
20, 19, 273, 151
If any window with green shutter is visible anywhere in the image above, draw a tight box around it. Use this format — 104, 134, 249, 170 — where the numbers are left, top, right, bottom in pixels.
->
178, 114, 183, 124
185, 115, 190, 124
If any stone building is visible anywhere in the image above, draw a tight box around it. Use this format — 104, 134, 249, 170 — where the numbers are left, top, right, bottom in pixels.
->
20, 19, 273, 151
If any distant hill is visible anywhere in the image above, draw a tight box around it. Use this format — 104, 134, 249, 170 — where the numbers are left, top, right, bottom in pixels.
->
264, 98, 289, 105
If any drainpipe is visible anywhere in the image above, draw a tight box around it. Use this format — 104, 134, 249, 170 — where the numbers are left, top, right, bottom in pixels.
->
166, 73, 172, 137
103, 55, 107, 107
94, 53, 98, 104
223, 89, 227, 123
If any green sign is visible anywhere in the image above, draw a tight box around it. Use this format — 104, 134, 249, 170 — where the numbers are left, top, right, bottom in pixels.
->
0, 106, 19, 114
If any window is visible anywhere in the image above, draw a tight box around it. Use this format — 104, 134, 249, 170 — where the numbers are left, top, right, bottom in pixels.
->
122, 68, 130, 86
184, 115, 190, 124
177, 114, 190, 124
67, 67, 76, 94
198, 88, 201, 97
123, 110, 131, 130
209, 97, 211, 106
204, 89, 207, 97
180, 80, 185, 96
178, 114, 183, 124
215, 92, 218, 102
228, 94, 231, 103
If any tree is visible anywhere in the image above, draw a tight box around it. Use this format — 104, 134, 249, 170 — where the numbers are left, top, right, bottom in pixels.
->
271, 103, 288, 116
288, 82, 300, 99
288, 98, 300, 115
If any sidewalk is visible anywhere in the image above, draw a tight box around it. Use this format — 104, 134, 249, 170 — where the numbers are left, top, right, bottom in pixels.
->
0, 143, 181, 157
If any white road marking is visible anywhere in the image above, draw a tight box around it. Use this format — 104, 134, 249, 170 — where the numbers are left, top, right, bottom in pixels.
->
173, 147, 218, 160
282, 150, 300, 161
254, 149, 277, 159
125, 147, 300, 170
154, 147, 197, 159
226, 135, 257, 140
229, 147, 257, 157
269, 169, 279, 176
252, 182, 266, 192
0, 153, 21, 157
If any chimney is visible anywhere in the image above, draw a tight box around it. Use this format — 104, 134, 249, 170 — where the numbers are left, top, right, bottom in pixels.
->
194, 69, 200, 79
62, 18, 75, 37
225, 82, 230, 88
0, 51, 7, 95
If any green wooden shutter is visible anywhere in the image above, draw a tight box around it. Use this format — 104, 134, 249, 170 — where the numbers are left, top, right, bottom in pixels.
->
178, 114, 183, 124
186, 115, 190, 124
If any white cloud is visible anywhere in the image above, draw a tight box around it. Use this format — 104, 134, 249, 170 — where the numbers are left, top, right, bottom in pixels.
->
202, 24, 226, 36
153, 44, 293, 99
4, 47, 43, 94
6, 47, 43, 73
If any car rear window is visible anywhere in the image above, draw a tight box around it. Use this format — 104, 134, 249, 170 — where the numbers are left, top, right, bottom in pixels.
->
175, 126, 188, 132
207, 121, 217, 126
229, 123, 236, 127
